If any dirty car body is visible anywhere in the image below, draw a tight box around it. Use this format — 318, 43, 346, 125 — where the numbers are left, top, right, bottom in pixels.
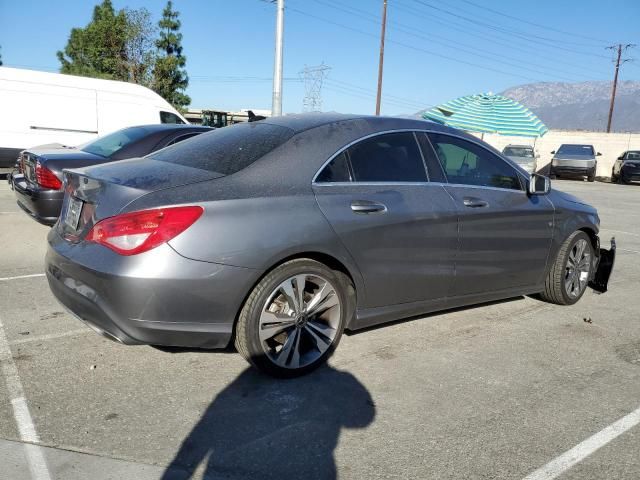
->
44, 114, 616, 375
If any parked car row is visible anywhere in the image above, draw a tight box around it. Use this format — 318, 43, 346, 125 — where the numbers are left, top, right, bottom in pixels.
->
500, 142, 640, 185
32, 113, 615, 377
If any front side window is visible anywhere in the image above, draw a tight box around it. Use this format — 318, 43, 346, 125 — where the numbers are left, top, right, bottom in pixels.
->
429, 133, 522, 190
626, 151, 640, 160
160, 111, 185, 124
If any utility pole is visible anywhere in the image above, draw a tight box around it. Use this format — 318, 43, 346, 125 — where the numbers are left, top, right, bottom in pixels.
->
375, 0, 388, 116
606, 43, 635, 133
271, 0, 285, 117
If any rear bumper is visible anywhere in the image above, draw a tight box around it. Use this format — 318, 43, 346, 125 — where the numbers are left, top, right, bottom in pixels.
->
45, 231, 264, 349
12, 174, 63, 226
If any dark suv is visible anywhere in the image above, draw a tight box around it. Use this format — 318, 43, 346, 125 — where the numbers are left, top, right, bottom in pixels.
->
549, 144, 600, 182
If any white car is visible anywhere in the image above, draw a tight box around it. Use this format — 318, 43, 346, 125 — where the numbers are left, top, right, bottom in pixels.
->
502, 144, 538, 174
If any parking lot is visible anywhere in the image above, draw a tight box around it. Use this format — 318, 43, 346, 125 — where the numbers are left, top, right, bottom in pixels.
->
0, 178, 639, 479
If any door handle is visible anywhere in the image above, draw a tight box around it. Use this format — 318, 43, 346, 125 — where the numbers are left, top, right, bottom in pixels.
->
463, 197, 489, 208
351, 200, 387, 214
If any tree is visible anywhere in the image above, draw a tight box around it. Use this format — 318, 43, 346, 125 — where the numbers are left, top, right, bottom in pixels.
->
57, 0, 129, 80
122, 8, 157, 86
56, 1, 156, 85
152, 1, 190, 110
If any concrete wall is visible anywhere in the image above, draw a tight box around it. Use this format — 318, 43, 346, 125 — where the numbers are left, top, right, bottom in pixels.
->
471, 130, 640, 179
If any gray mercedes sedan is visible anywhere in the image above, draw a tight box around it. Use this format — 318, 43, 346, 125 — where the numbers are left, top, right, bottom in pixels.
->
45, 114, 615, 377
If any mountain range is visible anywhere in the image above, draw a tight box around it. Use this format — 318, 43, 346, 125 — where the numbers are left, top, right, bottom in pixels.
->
501, 81, 640, 132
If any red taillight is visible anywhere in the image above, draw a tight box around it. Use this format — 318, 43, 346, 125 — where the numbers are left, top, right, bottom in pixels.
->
86, 206, 203, 256
35, 162, 62, 190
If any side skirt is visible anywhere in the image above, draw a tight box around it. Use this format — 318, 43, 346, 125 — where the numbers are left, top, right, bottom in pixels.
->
349, 285, 544, 331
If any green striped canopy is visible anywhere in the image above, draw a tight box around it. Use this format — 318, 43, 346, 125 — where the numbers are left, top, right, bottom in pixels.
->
423, 93, 548, 137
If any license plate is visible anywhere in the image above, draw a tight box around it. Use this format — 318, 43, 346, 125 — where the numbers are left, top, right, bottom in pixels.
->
64, 196, 83, 230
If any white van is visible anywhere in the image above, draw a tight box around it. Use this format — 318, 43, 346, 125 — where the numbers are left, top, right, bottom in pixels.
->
0, 67, 187, 170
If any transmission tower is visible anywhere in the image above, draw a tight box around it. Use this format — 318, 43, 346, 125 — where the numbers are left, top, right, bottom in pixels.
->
300, 63, 331, 112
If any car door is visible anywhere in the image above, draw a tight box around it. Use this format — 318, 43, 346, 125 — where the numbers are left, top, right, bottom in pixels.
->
312, 131, 458, 308
427, 132, 554, 296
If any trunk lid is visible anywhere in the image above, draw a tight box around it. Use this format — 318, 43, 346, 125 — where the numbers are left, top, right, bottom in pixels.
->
58, 158, 223, 239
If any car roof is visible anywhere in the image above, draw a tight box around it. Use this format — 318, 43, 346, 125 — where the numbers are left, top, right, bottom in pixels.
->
261, 112, 468, 136
504, 144, 533, 148
559, 144, 594, 147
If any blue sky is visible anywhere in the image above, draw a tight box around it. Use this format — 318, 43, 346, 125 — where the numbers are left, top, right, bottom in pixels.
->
1, 0, 639, 115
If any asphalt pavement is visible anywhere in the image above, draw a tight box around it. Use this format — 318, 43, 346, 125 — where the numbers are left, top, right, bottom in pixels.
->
0, 177, 639, 480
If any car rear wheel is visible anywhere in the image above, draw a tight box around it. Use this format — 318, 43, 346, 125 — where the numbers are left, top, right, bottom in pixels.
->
235, 259, 349, 377
611, 168, 618, 183
587, 168, 596, 182
539, 231, 593, 305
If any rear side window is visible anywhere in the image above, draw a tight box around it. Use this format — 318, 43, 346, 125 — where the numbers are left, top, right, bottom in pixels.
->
160, 111, 185, 124
315, 152, 351, 182
149, 122, 294, 175
165, 132, 202, 147
347, 132, 427, 182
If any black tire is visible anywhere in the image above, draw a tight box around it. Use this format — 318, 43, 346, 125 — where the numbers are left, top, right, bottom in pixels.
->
587, 169, 596, 182
235, 258, 350, 378
617, 174, 627, 185
611, 169, 618, 183
539, 231, 594, 305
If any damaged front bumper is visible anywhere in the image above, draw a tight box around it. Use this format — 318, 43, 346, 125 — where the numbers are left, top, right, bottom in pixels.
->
589, 237, 616, 293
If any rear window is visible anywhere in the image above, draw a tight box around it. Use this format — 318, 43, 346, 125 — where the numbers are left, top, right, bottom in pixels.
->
81, 126, 152, 158
149, 122, 294, 175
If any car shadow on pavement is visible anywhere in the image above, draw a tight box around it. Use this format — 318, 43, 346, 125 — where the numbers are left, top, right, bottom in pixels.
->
160, 364, 375, 480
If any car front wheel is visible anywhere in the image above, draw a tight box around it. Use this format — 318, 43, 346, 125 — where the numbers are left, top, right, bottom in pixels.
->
539, 231, 594, 305
235, 259, 349, 377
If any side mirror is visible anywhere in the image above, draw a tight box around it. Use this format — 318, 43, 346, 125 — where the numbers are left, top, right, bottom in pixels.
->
529, 173, 550, 195
618, 156, 624, 160
597, 152, 602, 156
550, 150, 556, 154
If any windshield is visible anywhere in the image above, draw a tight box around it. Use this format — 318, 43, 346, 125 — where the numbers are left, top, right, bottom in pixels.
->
557, 144, 594, 156
149, 122, 294, 175
626, 151, 640, 160
502, 147, 534, 158
81, 127, 152, 158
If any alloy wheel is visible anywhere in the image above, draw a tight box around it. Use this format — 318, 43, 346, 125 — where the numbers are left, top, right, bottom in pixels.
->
564, 239, 591, 299
259, 274, 341, 369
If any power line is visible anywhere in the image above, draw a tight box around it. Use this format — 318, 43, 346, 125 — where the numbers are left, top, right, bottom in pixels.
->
286, 5, 568, 83
311, 0, 598, 82
392, 0, 612, 77
456, 0, 611, 46
409, 0, 611, 60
